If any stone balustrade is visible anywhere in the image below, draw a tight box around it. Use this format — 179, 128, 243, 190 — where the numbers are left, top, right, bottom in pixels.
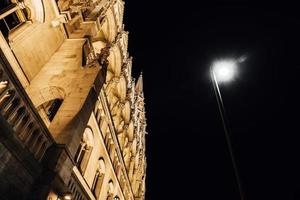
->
68, 167, 95, 200
0, 52, 54, 162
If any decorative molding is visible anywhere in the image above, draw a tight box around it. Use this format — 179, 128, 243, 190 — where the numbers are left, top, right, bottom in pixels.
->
33, 0, 45, 23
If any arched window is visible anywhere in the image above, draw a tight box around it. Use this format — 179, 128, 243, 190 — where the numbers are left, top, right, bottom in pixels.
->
75, 127, 94, 174
113, 196, 120, 200
92, 158, 106, 198
106, 180, 114, 200
40, 98, 63, 121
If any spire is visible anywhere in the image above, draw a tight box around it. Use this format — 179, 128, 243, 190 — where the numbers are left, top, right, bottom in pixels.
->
135, 72, 143, 93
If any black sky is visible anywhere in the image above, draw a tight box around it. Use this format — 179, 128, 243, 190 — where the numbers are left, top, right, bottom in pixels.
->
124, 1, 300, 200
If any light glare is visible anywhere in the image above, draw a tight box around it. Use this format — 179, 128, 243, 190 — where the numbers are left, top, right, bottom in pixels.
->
64, 195, 72, 200
212, 59, 237, 82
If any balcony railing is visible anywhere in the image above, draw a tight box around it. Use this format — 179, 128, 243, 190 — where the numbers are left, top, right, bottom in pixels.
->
0, 50, 54, 161
68, 167, 94, 200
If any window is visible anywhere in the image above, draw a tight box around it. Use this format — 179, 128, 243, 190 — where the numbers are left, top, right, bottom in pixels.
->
92, 170, 100, 192
74, 128, 94, 174
106, 180, 114, 200
0, 0, 28, 37
45, 99, 63, 121
0, 1, 14, 11
39, 98, 63, 122
74, 141, 86, 166
91, 158, 105, 198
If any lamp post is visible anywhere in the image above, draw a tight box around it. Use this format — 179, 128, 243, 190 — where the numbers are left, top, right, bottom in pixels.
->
210, 59, 246, 200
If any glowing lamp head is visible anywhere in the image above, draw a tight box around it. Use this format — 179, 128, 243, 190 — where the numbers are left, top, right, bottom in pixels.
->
63, 194, 72, 200
212, 59, 237, 83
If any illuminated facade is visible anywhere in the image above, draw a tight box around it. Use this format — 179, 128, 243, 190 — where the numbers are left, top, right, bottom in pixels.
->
0, 0, 147, 200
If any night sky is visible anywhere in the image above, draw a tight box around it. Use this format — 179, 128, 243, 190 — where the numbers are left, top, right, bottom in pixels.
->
124, 1, 300, 200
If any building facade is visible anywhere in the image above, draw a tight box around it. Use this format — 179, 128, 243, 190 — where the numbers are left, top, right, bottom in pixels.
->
0, 0, 147, 200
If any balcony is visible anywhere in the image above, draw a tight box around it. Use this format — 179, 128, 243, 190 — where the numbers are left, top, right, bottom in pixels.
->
0, 50, 54, 162
69, 166, 96, 200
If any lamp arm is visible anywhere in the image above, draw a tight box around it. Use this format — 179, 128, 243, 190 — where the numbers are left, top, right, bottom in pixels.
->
211, 70, 246, 200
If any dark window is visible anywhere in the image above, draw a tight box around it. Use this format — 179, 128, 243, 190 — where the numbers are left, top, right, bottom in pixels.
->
92, 171, 100, 195
75, 143, 85, 168
0, 1, 23, 38
4, 12, 21, 29
0, 19, 9, 38
0, 13, 22, 37
46, 99, 63, 121
0, 1, 14, 12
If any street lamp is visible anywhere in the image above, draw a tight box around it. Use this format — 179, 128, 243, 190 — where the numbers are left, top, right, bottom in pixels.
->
58, 193, 72, 200
210, 59, 245, 200
63, 195, 72, 200
212, 59, 237, 83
